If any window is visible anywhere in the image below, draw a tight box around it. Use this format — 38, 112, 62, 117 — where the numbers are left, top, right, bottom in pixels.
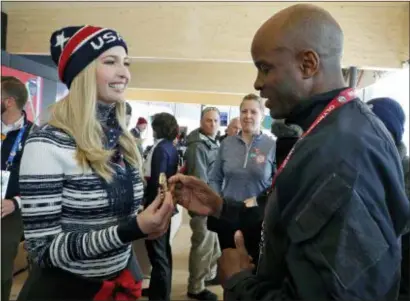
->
363, 68, 410, 154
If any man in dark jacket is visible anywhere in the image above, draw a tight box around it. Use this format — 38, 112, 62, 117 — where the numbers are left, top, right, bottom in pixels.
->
368, 97, 410, 300
1, 76, 37, 301
169, 4, 410, 301
184, 107, 221, 301
270, 119, 303, 166
143, 113, 179, 301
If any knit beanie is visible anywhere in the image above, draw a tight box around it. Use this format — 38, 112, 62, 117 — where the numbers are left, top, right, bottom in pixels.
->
137, 117, 148, 126
50, 25, 128, 88
367, 97, 405, 145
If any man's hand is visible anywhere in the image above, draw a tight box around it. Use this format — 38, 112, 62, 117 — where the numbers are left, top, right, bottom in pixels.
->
2, 199, 16, 218
168, 174, 223, 216
244, 196, 257, 208
218, 230, 255, 287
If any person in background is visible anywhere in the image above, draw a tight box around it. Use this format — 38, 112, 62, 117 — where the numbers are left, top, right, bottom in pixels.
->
219, 117, 241, 142
177, 131, 187, 148
175, 131, 188, 169
125, 101, 132, 128
170, 4, 409, 300
17, 25, 174, 300
129, 114, 146, 156
142, 112, 179, 301
271, 119, 303, 165
1, 76, 37, 301
215, 130, 222, 142
131, 117, 148, 139
184, 107, 221, 301
208, 93, 276, 262
367, 97, 409, 300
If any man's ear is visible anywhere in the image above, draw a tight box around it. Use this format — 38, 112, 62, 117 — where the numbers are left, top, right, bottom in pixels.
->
4, 96, 16, 108
298, 49, 320, 79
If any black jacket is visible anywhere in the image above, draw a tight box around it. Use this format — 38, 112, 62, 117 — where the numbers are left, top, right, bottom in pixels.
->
145, 139, 179, 206
1, 113, 37, 205
398, 143, 410, 298
219, 89, 409, 301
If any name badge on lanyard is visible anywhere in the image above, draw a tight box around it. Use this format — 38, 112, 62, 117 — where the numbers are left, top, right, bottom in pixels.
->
1, 125, 26, 199
1, 170, 10, 199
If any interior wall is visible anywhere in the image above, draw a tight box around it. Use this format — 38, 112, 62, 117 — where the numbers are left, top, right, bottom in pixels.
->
401, 7, 410, 63
4, 2, 409, 69
3, 2, 408, 118
1, 50, 59, 124
125, 89, 245, 106
128, 61, 258, 94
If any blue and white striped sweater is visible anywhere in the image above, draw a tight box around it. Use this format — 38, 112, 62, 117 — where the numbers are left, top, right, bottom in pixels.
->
19, 125, 145, 279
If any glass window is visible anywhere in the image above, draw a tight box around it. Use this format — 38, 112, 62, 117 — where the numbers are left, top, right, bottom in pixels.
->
363, 68, 409, 153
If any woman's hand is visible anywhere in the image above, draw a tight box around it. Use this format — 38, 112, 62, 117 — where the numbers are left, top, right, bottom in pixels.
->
137, 190, 174, 239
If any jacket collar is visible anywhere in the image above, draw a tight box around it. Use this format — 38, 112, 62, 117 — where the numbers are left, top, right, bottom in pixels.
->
238, 130, 263, 139
286, 87, 349, 131
234, 131, 264, 144
187, 128, 219, 149
1, 110, 28, 135
398, 142, 408, 160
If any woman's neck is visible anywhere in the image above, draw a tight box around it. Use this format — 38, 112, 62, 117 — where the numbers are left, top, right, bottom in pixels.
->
242, 130, 258, 145
96, 101, 116, 125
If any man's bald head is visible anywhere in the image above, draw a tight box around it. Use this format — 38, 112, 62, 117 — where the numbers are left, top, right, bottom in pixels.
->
255, 4, 344, 65
226, 117, 241, 136
251, 4, 346, 119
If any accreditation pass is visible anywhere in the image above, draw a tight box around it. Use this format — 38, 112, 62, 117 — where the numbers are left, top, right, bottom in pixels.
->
1, 170, 10, 200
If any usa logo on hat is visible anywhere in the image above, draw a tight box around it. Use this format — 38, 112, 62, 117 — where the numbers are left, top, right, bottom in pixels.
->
50, 25, 128, 88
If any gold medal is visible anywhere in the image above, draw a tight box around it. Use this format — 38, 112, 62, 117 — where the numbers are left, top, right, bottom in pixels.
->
159, 173, 168, 203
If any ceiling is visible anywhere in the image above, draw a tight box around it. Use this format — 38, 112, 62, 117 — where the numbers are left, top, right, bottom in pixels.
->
3, 1, 409, 105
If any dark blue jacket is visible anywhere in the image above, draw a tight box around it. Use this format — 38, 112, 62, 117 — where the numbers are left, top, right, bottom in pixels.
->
145, 139, 179, 205
219, 88, 409, 301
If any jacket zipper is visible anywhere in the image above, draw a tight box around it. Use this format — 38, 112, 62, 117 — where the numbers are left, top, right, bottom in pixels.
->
243, 138, 254, 168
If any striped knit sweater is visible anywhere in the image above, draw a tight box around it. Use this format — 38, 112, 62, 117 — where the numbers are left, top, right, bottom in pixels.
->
19, 124, 146, 279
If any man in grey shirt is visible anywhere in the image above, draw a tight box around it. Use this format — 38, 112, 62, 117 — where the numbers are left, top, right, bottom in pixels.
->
183, 107, 221, 301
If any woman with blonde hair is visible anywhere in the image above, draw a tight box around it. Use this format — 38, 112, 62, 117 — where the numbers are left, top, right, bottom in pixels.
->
17, 25, 174, 301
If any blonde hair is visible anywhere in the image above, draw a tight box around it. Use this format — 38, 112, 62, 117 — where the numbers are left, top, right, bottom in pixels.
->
240, 93, 265, 112
48, 61, 143, 182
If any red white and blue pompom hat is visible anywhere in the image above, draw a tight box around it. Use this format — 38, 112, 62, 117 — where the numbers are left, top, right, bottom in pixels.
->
50, 25, 128, 88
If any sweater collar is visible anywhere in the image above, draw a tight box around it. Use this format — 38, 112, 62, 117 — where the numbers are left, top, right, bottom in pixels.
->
238, 130, 264, 140
96, 102, 122, 151
96, 101, 117, 127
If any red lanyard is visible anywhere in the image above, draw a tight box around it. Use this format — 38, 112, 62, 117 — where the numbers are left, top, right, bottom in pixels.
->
271, 88, 356, 188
